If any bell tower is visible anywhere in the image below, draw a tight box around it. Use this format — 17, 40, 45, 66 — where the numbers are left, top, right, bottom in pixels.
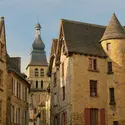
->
26, 23, 49, 125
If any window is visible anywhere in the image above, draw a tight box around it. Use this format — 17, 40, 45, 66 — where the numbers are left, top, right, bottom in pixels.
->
40, 69, 44, 76
106, 43, 111, 51
24, 110, 27, 125
18, 108, 20, 124
12, 79, 15, 95
17, 82, 19, 98
54, 93, 57, 105
108, 62, 113, 73
90, 80, 97, 97
25, 87, 27, 102
54, 115, 59, 125
62, 86, 65, 100
53, 72, 57, 86
41, 80, 43, 89
62, 63, 64, 77
61, 112, 67, 125
0, 71, 3, 88
113, 121, 118, 125
109, 88, 115, 104
34, 68, 38, 77
90, 108, 98, 125
36, 80, 38, 88
88, 58, 97, 71
19, 83, 21, 99
0, 101, 2, 123
15, 80, 17, 96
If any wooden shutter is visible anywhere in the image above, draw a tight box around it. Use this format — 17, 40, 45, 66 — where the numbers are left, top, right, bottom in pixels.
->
85, 108, 90, 125
100, 108, 105, 125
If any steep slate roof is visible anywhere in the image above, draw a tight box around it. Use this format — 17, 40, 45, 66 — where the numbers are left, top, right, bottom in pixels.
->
50, 39, 58, 56
100, 13, 125, 41
28, 23, 48, 67
6, 54, 29, 85
47, 39, 58, 76
62, 19, 107, 57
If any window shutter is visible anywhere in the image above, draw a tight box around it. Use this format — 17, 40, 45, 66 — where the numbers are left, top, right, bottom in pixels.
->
100, 108, 105, 125
85, 108, 90, 125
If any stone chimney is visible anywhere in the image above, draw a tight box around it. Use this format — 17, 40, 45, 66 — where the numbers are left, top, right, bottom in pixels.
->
10, 57, 21, 72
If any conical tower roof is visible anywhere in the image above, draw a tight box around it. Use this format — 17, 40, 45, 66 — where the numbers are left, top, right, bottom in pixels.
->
100, 13, 125, 41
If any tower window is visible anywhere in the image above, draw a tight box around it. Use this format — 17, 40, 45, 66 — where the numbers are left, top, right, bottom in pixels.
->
34, 68, 38, 77
90, 80, 97, 97
36, 80, 38, 88
40, 69, 44, 76
106, 43, 111, 51
41, 80, 43, 89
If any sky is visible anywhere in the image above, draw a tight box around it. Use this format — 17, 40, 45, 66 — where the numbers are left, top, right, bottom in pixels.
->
0, 0, 125, 72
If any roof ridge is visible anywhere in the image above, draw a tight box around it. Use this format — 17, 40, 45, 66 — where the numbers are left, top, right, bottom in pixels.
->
61, 18, 106, 28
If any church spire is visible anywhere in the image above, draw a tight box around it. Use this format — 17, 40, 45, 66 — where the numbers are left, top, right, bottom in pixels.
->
27, 23, 48, 67
32, 23, 45, 50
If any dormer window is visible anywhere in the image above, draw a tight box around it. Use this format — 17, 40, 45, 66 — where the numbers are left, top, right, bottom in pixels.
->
40, 69, 44, 76
34, 68, 38, 77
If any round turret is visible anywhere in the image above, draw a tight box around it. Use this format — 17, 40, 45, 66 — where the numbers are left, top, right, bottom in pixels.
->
101, 13, 125, 68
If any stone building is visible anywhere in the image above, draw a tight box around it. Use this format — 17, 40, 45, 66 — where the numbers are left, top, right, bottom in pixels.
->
47, 13, 125, 125
0, 16, 30, 125
0, 16, 7, 125
6, 55, 30, 125
26, 23, 50, 125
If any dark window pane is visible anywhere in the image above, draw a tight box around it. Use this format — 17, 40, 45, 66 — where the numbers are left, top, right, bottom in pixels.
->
113, 121, 118, 125
108, 62, 112, 72
93, 59, 97, 70
109, 88, 115, 102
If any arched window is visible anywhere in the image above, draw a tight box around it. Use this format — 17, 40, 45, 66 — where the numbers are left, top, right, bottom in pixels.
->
34, 68, 38, 76
41, 80, 43, 89
36, 80, 38, 88
40, 69, 44, 76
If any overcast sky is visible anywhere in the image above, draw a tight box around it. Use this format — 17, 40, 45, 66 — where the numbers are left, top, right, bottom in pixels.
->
0, 0, 125, 72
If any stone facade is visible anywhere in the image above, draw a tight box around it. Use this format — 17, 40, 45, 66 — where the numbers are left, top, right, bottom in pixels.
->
48, 14, 125, 125
6, 68, 30, 125
0, 17, 7, 125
